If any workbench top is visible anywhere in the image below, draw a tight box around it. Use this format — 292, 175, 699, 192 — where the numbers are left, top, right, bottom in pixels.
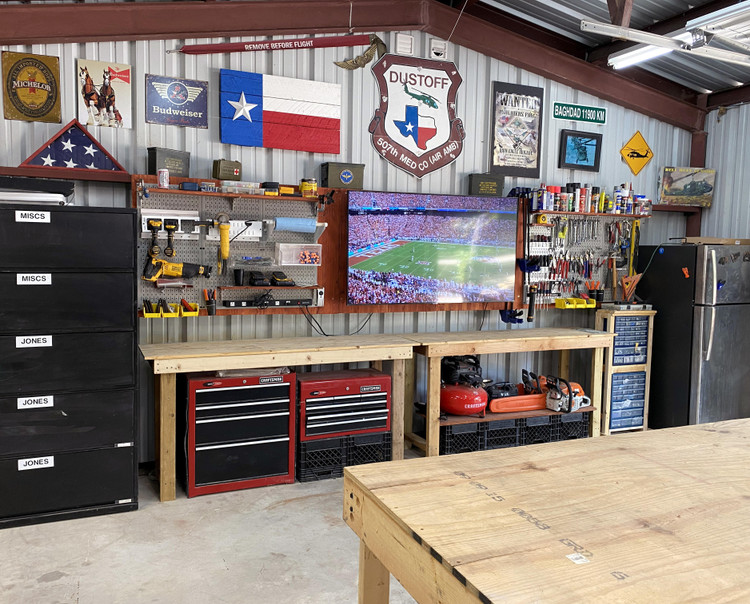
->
345, 419, 750, 602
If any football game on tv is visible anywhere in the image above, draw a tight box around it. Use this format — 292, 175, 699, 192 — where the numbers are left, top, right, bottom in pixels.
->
347, 191, 518, 305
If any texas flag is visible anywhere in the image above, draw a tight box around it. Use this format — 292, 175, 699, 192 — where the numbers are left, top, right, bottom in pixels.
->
220, 69, 341, 154
394, 105, 437, 151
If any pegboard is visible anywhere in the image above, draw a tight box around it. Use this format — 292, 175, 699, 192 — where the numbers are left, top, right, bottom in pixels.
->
524, 212, 643, 306
136, 186, 322, 313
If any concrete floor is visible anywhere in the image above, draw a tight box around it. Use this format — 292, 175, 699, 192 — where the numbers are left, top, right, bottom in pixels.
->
0, 474, 415, 603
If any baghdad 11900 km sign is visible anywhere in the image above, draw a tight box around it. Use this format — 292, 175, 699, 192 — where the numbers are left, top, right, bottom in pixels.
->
369, 54, 465, 179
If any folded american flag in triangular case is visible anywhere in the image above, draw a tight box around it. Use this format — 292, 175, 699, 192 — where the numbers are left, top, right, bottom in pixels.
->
21, 119, 127, 174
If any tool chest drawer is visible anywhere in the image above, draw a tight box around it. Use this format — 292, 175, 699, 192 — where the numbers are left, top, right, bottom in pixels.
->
0, 205, 136, 269
0, 446, 136, 521
613, 316, 649, 365
0, 272, 135, 332
610, 372, 646, 430
0, 332, 135, 394
0, 389, 135, 457
193, 437, 291, 487
195, 411, 290, 446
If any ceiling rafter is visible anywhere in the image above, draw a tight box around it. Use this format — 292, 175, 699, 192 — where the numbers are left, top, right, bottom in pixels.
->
607, 0, 633, 27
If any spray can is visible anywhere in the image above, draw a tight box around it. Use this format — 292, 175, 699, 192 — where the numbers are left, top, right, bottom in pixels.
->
157, 169, 169, 189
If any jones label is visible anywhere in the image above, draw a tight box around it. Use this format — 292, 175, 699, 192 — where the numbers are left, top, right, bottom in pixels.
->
17, 395, 54, 409
15, 210, 50, 223
17, 273, 52, 285
16, 335, 52, 348
18, 456, 54, 471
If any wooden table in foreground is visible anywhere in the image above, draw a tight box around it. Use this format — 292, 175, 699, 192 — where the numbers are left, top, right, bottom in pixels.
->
404, 328, 614, 456
140, 334, 414, 502
345, 419, 750, 603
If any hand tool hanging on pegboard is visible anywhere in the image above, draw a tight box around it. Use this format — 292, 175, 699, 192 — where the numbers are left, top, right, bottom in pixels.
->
214, 212, 231, 275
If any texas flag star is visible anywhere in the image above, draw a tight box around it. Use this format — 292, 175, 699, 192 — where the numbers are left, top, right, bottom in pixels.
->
228, 91, 257, 122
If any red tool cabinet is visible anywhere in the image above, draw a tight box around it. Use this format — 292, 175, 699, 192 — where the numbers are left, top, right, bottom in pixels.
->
183, 373, 295, 497
297, 369, 390, 441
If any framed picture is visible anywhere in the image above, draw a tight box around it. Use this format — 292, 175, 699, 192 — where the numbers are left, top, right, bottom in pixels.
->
658, 166, 716, 207
558, 129, 602, 172
490, 82, 543, 178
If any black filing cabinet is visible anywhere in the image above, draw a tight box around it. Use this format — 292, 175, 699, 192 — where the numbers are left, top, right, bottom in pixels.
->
0, 204, 138, 527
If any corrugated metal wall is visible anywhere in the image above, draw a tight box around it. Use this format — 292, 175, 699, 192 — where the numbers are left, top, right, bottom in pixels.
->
1, 31, 696, 458
704, 104, 750, 239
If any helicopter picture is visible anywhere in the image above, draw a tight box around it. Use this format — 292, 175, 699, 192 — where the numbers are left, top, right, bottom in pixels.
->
659, 166, 716, 207
403, 84, 438, 109
559, 129, 602, 172
624, 146, 652, 159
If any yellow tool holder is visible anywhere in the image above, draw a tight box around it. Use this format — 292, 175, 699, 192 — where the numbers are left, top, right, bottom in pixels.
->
555, 297, 596, 309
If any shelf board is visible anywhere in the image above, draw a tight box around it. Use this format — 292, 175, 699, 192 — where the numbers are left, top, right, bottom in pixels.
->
436, 407, 593, 426
531, 210, 648, 218
652, 204, 702, 214
218, 285, 319, 290
146, 187, 317, 203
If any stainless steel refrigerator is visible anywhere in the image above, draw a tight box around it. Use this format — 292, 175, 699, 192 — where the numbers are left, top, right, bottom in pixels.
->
638, 243, 750, 428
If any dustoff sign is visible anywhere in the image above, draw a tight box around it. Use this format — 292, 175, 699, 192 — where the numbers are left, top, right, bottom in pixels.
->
369, 54, 465, 178
553, 102, 606, 125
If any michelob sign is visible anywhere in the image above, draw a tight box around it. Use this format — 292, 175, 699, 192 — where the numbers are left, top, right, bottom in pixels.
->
2, 51, 61, 123
553, 102, 606, 125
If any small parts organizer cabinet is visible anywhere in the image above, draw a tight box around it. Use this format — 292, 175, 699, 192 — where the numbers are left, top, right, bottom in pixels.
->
595, 308, 656, 434
0, 204, 138, 527
181, 373, 295, 497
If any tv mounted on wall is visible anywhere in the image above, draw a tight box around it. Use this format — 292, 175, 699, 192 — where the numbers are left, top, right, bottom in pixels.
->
347, 191, 518, 305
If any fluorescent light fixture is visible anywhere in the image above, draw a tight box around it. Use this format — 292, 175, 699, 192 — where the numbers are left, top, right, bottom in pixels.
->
581, 19, 750, 68
685, 1, 750, 30
608, 46, 673, 69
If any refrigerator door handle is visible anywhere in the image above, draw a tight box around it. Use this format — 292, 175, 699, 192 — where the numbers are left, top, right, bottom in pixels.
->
705, 306, 716, 362
710, 248, 718, 306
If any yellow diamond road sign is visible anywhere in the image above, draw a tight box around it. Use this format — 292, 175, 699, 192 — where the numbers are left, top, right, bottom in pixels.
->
620, 131, 653, 176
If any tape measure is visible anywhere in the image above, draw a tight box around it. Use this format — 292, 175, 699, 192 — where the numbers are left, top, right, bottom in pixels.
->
535, 214, 549, 224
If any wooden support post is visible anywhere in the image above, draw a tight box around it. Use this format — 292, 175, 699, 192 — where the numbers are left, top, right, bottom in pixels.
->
157, 373, 177, 502
359, 541, 390, 604
391, 359, 405, 461
590, 347, 604, 437
425, 356, 442, 457
402, 357, 415, 448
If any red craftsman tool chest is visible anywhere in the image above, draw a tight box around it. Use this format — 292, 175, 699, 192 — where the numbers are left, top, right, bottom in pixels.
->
297, 369, 390, 441
182, 373, 295, 497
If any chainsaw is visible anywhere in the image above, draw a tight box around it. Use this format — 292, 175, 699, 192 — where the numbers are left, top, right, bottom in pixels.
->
545, 375, 591, 413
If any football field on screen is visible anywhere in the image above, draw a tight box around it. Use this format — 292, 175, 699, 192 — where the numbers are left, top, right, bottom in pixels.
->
350, 241, 515, 286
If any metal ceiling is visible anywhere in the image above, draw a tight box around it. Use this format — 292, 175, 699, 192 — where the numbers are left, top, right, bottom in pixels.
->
447, 0, 750, 96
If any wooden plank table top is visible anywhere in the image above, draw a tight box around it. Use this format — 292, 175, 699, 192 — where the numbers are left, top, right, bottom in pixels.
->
140, 334, 414, 501
404, 327, 614, 356
345, 419, 750, 603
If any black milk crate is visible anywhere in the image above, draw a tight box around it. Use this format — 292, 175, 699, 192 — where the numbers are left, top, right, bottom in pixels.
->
554, 411, 592, 441
440, 422, 486, 455
347, 432, 392, 467
521, 415, 555, 445
484, 418, 521, 450
297, 436, 347, 482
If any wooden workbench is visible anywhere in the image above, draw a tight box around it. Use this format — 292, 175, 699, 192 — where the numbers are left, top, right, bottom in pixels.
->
403, 328, 614, 456
140, 334, 414, 502
344, 418, 750, 603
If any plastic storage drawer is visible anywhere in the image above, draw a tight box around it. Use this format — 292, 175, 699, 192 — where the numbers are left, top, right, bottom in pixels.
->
0, 389, 136, 457
0, 206, 135, 269
0, 272, 135, 333
610, 371, 646, 430
613, 316, 649, 365
0, 446, 136, 520
0, 332, 135, 394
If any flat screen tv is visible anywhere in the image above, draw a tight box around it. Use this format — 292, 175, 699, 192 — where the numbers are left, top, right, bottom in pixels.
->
347, 191, 518, 305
